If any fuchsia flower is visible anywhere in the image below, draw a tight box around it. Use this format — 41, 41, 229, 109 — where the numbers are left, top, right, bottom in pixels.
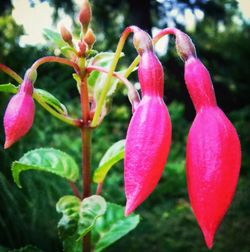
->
185, 56, 241, 249
124, 33, 172, 216
4, 77, 35, 149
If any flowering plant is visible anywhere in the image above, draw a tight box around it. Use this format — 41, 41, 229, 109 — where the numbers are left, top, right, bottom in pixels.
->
0, 1, 241, 251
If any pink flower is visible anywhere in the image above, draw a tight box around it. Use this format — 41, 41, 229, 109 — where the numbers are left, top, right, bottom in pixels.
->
185, 57, 241, 249
124, 50, 172, 216
4, 79, 35, 148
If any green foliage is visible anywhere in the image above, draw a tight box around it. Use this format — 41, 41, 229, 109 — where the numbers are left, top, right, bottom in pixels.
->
0, 83, 18, 93
34, 89, 68, 115
92, 203, 140, 252
56, 195, 107, 239
12, 148, 79, 188
93, 139, 125, 183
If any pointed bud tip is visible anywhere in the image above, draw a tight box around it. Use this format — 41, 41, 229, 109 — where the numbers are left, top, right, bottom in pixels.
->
60, 24, 73, 44
4, 140, 12, 149
79, 0, 92, 30
202, 229, 215, 249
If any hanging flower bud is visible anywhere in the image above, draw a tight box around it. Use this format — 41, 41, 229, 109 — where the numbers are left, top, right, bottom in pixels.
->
4, 70, 36, 148
184, 56, 241, 249
124, 30, 172, 215
60, 24, 73, 46
79, 0, 92, 34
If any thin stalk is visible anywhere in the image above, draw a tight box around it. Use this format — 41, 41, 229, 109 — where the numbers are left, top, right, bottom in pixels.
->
30, 56, 81, 74
80, 77, 90, 125
68, 182, 81, 198
33, 92, 81, 127
91, 26, 137, 127
81, 127, 92, 252
0, 63, 22, 83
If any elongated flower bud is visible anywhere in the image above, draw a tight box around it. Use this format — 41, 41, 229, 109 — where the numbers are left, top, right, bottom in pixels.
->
125, 33, 172, 215
185, 57, 241, 249
4, 76, 35, 148
79, 0, 92, 33
60, 24, 73, 46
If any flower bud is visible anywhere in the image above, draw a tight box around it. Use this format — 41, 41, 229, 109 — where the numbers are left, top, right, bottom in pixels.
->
60, 24, 73, 46
4, 78, 35, 148
79, 0, 92, 33
84, 28, 96, 47
125, 37, 172, 215
133, 30, 153, 55
184, 57, 241, 249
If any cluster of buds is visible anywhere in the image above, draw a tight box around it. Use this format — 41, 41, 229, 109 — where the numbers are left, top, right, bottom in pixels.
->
59, 0, 95, 58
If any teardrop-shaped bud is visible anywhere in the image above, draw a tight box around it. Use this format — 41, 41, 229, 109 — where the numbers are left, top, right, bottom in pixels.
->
186, 107, 241, 249
125, 33, 172, 215
184, 57, 241, 249
4, 79, 35, 148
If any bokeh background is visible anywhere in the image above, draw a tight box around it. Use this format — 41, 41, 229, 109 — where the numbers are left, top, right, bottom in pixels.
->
0, 0, 250, 251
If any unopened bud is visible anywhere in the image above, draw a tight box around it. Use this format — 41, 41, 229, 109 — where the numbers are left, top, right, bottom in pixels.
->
60, 25, 73, 46
84, 28, 96, 47
133, 30, 153, 55
78, 41, 87, 57
79, 0, 92, 33
175, 30, 196, 61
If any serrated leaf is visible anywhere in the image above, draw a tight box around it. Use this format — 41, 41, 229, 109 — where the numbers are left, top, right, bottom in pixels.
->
0, 83, 18, 93
11, 148, 79, 188
93, 140, 125, 183
92, 203, 140, 252
56, 195, 107, 242
34, 88, 68, 115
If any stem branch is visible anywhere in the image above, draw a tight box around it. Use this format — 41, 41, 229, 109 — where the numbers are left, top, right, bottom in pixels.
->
0, 64, 22, 83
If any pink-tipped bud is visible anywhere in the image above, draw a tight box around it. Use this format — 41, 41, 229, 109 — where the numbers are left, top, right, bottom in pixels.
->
60, 24, 73, 46
184, 57, 241, 249
79, 0, 92, 32
4, 77, 35, 148
84, 28, 96, 47
175, 30, 196, 61
77, 41, 87, 57
125, 38, 172, 215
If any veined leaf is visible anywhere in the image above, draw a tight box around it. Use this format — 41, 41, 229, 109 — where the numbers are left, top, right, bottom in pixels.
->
34, 88, 68, 115
11, 148, 79, 188
10, 245, 44, 252
93, 140, 125, 183
43, 28, 67, 48
92, 203, 140, 252
0, 83, 18, 93
56, 195, 107, 241
77, 195, 107, 238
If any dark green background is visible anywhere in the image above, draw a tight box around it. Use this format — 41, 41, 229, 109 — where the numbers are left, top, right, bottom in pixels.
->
0, 0, 249, 251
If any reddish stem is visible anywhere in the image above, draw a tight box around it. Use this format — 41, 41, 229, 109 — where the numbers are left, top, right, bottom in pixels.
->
0, 63, 23, 83
31, 56, 80, 74
68, 181, 81, 198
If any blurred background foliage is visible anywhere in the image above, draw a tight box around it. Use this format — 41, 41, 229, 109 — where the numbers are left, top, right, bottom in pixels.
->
0, 0, 250, 251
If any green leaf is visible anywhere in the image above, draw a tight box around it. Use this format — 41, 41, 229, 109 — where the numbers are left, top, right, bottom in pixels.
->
0, 83, 18, 93
93, 140, 125, 183
56, 195, 107, 242
78, 195, 107, 239
34, 88, 68, 115
11, 148, 79, 188
43, 28, 67, 48
56, 195, 81, 238
92, 203, 140, 252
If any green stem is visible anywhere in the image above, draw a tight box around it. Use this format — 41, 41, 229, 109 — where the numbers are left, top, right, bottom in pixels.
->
33, 92, 81, 127
0, 63, 22, 83
91, 27, 135, 127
